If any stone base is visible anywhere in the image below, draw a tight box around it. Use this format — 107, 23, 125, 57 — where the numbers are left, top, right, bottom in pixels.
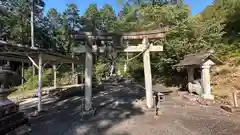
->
220, 105, 240, 113
183, 94, 198, 102
0, 98, 29, 134
202, 94, 214, 100
141, 105, 156, 112
30, 110, 47, 117
196, 98, 215, 106
6, 124, 31, 135
0, 99, 19, 117
0, 112, 28, 134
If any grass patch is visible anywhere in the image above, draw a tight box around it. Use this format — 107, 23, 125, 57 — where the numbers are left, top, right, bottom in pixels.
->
217, 67, 231, 75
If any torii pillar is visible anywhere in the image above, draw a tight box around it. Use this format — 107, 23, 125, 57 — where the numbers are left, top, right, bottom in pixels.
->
121, 38, 163, 108
72, 43, 96, 111
143, 38, 154, 108
85, 44, 93, 111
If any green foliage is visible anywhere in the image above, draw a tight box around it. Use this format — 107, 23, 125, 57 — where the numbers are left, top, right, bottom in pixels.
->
115, 3, 218, 85
17, 66, 78, 92
23, 67, 33, 81
17, 68, 54, 92
138, 4, 190, 29
128, 58, 144, 82
99, 4, 117, 32
3, 0, 240, 89
94, 61, 108, 84
199, 0, 240, 45
82, 3, 101, 32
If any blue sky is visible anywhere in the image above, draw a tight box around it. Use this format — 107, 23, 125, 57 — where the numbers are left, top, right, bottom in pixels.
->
44, 0, 214, 15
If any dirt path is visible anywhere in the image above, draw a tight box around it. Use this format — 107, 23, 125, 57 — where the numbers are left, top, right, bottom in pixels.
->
62, 96, 240, 135
20, 82, 240, 135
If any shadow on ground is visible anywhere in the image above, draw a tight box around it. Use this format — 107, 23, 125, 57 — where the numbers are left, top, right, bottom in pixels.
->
20, 81, 145, 135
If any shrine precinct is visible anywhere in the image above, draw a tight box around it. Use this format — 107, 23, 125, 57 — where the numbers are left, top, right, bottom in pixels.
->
73, 28, 168, 110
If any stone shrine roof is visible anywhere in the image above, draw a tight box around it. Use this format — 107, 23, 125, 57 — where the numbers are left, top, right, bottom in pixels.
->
175, 52, 223, 67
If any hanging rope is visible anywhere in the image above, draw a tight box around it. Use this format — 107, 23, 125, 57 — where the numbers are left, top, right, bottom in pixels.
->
119, 43, 151, 63
106, 43, 151, 75
83, 40, 151, 64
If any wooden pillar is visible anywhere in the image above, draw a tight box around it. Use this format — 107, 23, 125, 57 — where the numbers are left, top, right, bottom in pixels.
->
75, 65, 79, 85
53, 64, 57, 88
81, 66, 84, 89
21, 62, 24, 85
124, 52, 128, 73
37, 53, 43, 112
143, 38, 154, 108
75, 73, 79, 85
85, 43, 93, 111
32, 64, 35, 87
72, 54, 75, 85
32, 64, 35, 75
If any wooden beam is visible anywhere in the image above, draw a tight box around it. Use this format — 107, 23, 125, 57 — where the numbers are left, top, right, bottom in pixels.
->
73, 44, 163, 53
42, 54, 82, 64
0, 56, 30, 63
73, 31, 117, 40
73, 45, 87, 53
0, 41, 82, 64
122, 33, 165, 40
74, 31, 117, 37
74, 33, 166, 40
74, 35, 114, 40
73, 45, 107, 54
122, 28, 168, 39
73, 27, 168, 40
27, 55, 39, 69
121, 44, 163, 52
122, 27, 168, 36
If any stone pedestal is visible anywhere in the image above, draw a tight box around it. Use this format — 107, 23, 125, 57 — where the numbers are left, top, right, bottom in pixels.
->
0, 88, 28, 134
201, 65, 214, 100
202, 94, 214, 100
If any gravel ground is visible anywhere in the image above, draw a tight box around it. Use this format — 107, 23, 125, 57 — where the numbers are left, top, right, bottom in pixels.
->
20, 82, 240, 135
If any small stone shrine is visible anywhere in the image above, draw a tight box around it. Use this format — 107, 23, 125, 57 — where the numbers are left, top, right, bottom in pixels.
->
175, 52, 223, 100
0, 65, 29, 134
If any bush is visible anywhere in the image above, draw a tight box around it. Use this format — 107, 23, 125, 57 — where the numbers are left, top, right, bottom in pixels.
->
94, 61, 108, 84
24, 67, 33, 80
17, 68, 54, 92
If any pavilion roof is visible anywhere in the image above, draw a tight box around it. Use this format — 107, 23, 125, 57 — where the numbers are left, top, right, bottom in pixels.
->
175, 52, 223, 67
0, 40, 81, 64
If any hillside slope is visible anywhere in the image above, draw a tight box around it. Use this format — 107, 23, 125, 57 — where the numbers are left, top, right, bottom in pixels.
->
212, 58, 240, 104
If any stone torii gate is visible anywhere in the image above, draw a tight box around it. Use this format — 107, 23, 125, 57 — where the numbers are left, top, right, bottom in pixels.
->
73, 28, 167, 110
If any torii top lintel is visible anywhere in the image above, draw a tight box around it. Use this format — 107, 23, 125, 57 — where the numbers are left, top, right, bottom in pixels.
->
73, 27, 168, 40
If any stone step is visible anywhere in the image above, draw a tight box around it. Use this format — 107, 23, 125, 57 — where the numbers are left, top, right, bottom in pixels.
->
182, 94, 198, 102
220, 105, 240, 113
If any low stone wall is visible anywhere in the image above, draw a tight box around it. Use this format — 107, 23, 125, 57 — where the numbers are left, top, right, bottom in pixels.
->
9, 84, 84, 103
